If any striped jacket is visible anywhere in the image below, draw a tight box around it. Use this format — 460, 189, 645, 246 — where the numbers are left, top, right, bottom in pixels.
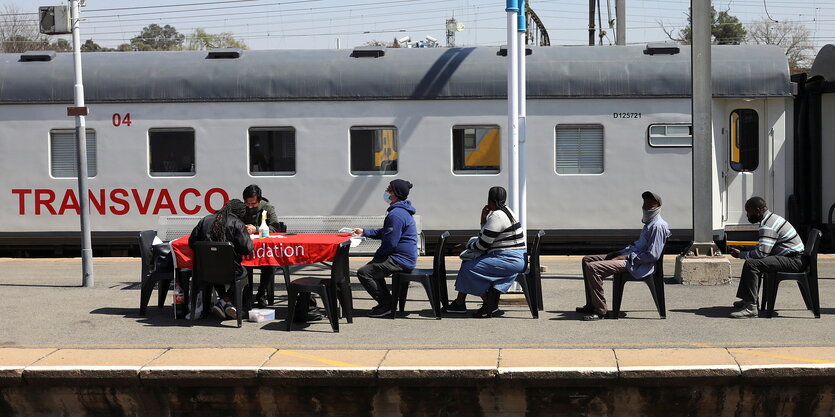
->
468, 208, 526, 254
740, 211, 804, 259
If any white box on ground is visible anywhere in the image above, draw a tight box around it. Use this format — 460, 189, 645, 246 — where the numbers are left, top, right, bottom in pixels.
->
248, 308, 275, 322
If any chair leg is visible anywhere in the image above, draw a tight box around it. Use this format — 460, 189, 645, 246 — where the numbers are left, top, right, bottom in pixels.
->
319, 288, 338, 332
485, 287, 501, 318
235, 279, 245, 328
390, 277, 401, 319
398, 282, 409, 314
810, 275, 821, 318
516, 274, 538, 319
285, 288, 297, 331
421, 276, 441, 319
139, 278, 153, 316
338, 281, 354, 323
654, 274, 666, 319
797, 280, 813, 311
644, 279, 661, 318
766, 275, 779, 318
535, 273, 544, 311
612, 274, 625, 319
157, 279, 171, 309
759, 274, 769, 314
439, 274, 449, 307
189, 277, 199, 324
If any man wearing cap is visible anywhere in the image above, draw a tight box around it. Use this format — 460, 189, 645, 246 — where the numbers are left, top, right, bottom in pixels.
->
576, 191, 671, 321
352, 179, 418, 318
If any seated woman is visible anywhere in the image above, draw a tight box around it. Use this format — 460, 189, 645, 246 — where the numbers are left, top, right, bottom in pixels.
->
445, 186, 527, 318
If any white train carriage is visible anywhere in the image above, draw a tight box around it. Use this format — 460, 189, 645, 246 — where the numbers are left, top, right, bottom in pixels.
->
0, 45, 795, 253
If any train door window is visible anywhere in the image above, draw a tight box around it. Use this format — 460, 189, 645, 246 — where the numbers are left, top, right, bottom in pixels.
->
555, 124, 604, 174
729, 109, 759, 172
149, 128, 195, 177
249, 128, 295, 176
50, 129, 97, 178
648, 124, 692, 147
350, 126, 398, 175
452, 125, 500, 174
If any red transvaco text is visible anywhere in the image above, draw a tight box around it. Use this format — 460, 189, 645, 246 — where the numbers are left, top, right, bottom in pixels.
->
11, 188, 229, 215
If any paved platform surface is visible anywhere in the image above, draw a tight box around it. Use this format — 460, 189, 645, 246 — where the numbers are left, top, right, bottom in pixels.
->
0, 255, 832, 349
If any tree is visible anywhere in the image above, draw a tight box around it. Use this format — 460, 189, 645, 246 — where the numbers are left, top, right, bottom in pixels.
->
0, 4, 49, 53
661, 5, 746, 45
130, 24, 184, 51
49, 38, 71, 52
186, 28, 247, 50
746, 19, 813, 70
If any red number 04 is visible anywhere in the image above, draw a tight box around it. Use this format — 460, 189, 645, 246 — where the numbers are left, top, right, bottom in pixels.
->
111, 113, 132, 127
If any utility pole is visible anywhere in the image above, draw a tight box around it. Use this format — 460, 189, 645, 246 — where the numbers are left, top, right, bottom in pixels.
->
506, 0, 520, 218
446, 18, 457, 47
70, 0, 93, 287
588, 0, 596, 46
518, 0, 527, 234
615, 0, 625, 45
674, 0, 729, 285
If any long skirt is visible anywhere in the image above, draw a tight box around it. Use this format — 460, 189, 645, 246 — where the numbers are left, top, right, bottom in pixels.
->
455, 250, 527, 296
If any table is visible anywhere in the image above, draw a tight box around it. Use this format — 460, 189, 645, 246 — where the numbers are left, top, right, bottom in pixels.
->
171, 233, 353, 269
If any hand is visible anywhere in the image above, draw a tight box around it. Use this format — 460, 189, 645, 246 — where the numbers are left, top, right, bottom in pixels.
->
727, 247, 741, 258
245, 224, 257, 234
352, 228, 364, 237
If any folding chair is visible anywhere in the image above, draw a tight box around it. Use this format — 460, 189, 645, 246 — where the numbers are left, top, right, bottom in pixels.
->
286, 240, 352, 332
764, 228, 822, 318
138, 230, 173, 316
190, 241, 249, 328
611, 252, 666, 319
390, 231, 451, 319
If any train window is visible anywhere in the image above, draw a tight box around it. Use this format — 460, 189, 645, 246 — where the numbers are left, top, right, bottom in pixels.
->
452, 126, 500, 174
555, 124, 604, 174
148, 128, 195, 177
648, 124, 692, 147
350, 127, 398, 175
729, 109, 759, 172
50, 129, 97, 178
248, 128, 296, 176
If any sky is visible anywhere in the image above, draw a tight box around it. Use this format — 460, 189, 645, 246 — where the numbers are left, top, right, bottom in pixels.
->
5, 0, 835, 60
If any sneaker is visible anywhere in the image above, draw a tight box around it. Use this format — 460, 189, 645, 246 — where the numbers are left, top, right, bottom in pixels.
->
582, 313, 604, 321
443, 301, 467, 314
575, 305, 594, 313
211, 300, 226, 320
729, 303, 758, 318
732, 300, 745, 309
368, 304, 392, 318
224, 301, 239, 319
471, 304, 500, 318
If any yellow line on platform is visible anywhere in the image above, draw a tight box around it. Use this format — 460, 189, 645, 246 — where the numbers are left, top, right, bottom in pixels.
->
727, 348, 835, 364
276, 349, 361, 367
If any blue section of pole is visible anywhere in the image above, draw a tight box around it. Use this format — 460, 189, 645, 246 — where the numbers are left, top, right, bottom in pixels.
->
517, 0, 526, 32
506, 0, 518, 12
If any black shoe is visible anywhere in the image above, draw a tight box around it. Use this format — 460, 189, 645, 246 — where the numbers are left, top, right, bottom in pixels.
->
255, 294, 268, 309
443, 301, 467, 314
575, 305, 594, 313
306, 308, 324, 322
368, 304, 392, 318
471, 304, 499, 318
582, 313, 604, 321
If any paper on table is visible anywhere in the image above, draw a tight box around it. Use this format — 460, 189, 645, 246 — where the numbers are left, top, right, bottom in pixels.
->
338, 227, 354, 233
350, 236, 366, 247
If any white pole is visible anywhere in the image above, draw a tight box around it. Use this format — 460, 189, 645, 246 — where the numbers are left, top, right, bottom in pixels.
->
517, 0, 527, 235
506, 0, 520, 217
71, 0, 93, 287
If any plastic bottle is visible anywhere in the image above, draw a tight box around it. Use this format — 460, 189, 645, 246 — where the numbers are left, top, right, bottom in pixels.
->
174, 280, 187, 319
259, 210, 269, 238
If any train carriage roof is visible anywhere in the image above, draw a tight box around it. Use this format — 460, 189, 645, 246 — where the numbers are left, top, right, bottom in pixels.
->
0, 45, 792, 104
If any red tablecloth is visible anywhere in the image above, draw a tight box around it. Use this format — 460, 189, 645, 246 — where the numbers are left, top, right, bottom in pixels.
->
171, 233, 352, 269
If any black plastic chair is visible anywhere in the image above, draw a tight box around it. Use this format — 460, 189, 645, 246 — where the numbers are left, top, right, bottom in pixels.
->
611, 251, 666, 319
138, 230, 173, 316
286, 240, 352, 332
190, 241, 249, 328
390, 231, 450, 319
483, 230, 545, 319
764, 228, 822, 318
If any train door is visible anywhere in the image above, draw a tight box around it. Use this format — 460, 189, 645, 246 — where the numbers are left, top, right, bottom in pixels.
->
723, 102, 768, 225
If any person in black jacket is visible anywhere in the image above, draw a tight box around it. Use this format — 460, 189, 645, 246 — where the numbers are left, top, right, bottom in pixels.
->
189, 199, 253, 320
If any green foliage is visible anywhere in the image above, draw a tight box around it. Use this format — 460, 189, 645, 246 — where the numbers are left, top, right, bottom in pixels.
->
664, 5, 746, 45
130, 24, 185, 51
186, 28, 247, 50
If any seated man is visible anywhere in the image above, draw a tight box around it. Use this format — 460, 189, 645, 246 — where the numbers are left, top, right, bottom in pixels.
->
727, 196, 805, 318
189, 199, 253, 320
577, 191, 670, 321
352, 179, 418, 318
241, 184, 281, 308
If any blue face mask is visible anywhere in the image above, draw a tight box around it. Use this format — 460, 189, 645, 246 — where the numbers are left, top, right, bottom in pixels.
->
383, 192, 392, 204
